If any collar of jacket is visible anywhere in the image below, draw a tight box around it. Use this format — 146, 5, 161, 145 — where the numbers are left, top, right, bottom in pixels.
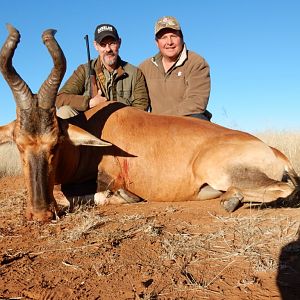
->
151, 44, 188, 68
92, 56, 128, 79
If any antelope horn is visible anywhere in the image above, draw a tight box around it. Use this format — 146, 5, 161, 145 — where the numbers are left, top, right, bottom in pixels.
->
0, 24, 33, 110
38, 29, 66, 109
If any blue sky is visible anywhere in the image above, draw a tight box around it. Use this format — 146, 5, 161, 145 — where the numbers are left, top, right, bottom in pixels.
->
0, 0, 299, 133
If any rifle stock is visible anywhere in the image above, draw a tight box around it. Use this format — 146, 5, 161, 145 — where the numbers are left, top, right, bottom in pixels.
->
84, 35, 98, 98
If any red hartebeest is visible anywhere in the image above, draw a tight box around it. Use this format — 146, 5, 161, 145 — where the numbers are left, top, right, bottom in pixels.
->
0, 25, 299, 222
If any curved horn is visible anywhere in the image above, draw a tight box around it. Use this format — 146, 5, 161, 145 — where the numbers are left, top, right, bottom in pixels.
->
0, 24, 33, 109
38, 29, 66, 109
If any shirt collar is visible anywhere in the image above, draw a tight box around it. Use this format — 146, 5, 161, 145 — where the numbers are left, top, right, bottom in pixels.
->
151, 43, 188, 68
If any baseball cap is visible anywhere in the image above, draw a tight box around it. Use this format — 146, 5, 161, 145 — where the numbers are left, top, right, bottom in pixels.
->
94, 24, 119, 43
155, 16, 181, 36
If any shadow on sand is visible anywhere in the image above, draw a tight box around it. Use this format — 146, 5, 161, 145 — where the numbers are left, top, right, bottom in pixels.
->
276, 234, 300, 300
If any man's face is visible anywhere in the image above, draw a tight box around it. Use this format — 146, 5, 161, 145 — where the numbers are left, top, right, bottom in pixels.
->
156, 29, 184, 61
94, 36, 121, 67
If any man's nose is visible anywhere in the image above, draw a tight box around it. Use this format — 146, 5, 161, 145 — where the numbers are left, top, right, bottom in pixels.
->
105, 44, 112, 50
166, 37, 173, 44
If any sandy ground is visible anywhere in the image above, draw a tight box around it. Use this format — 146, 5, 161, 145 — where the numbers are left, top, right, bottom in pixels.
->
1, 176, 300, 300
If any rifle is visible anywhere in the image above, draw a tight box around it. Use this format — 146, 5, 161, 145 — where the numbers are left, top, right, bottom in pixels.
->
84, 34, 97, 98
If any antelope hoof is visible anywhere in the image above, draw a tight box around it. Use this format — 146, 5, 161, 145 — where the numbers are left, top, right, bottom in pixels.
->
221, 197, 242, 213
26, 209, 55, 222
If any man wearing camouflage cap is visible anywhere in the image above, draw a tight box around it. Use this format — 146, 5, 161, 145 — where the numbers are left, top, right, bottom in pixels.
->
139, 16, 212, 120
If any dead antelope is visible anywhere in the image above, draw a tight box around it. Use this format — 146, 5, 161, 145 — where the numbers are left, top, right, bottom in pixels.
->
0, 24, 299, 222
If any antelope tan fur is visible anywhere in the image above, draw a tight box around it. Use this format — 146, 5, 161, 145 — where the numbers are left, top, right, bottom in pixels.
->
0, 25, 299, 222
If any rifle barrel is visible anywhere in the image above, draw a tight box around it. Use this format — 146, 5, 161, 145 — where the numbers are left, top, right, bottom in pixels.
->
84, 34, 94, 98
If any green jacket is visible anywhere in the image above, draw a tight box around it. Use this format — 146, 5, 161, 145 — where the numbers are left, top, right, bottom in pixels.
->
139, 45, 211, 116
56, 57, 149, 111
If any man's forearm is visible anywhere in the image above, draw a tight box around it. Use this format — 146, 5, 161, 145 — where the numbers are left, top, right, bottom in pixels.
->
56, 93, 90, 111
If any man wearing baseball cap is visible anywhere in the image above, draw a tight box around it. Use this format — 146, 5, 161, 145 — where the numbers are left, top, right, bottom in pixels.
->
56, 23, 149, 118
140, 16, 212, 120
55, 23, 149, 200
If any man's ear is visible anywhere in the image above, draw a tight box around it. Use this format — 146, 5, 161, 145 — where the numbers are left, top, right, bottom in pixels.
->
118, 38, 122, 48
93, 40, 99, 51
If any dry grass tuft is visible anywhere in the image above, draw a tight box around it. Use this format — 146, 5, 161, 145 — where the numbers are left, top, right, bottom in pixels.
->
255, 130, 300, 173
60, 209, 111, 241
210, 213, 300, 271
159, 211, 300, 292
0, 143, 22, 177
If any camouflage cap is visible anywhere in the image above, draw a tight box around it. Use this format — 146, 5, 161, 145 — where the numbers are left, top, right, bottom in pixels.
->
154, 16, 181, 36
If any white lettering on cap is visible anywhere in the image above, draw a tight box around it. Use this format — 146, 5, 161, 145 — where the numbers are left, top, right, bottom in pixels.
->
98, 26, 113, 33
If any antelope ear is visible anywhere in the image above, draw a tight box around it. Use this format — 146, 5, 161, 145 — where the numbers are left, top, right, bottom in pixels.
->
0, 120, 16, 144
65, 123, 111, 147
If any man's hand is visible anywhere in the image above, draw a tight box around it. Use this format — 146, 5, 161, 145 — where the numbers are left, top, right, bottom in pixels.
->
89, 90, 108, 108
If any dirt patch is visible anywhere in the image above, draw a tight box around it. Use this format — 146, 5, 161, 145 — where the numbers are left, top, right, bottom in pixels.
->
1, 176, 300, 299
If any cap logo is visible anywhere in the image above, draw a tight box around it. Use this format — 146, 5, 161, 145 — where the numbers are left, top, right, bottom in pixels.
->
98, 25, 113, 33
159, 17, 177, 27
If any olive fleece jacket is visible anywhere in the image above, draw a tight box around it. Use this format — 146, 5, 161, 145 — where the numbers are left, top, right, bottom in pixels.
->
139, 45, 211, 116
56, 57, 149, 111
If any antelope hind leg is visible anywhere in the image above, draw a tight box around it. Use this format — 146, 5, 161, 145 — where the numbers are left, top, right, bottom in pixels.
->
239, 181, 295, 204
219, 181, 295, 212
